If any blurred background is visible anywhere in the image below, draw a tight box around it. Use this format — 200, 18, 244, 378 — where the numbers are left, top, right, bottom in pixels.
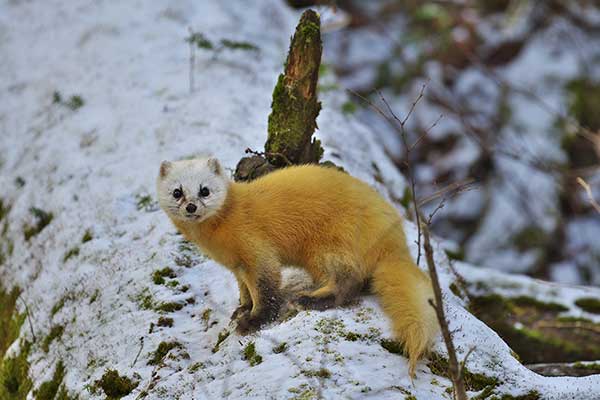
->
291, 0, 600, 286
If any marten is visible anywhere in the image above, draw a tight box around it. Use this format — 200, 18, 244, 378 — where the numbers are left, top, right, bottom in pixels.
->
157, 157, 438, 376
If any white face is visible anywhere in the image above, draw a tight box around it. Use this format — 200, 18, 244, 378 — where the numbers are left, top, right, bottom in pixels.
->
157, 158, 230, 223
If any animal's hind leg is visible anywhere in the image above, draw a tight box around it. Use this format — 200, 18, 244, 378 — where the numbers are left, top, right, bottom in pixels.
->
295, 255, 365, 310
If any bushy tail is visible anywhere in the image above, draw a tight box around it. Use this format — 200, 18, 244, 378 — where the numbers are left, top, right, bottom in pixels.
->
372, 256, 439, 377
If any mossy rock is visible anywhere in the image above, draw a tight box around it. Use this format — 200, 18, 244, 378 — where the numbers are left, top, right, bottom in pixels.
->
469, 293, 600, 363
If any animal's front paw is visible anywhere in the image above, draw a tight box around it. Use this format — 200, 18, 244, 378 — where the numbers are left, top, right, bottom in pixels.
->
235, 312, 263, 335
230, 304, 252, 321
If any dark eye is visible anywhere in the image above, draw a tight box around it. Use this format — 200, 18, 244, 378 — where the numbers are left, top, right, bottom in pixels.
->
200, 187, 210, 197
173, 188, 183, 199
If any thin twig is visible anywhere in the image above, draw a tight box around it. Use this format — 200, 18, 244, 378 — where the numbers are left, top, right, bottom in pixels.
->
576, 177, 600, 214
423, 221, 468, 400
188, 27, 195, 93
131, 336, 144, 368
18, 297, 37, 343
244, 147, 292, 166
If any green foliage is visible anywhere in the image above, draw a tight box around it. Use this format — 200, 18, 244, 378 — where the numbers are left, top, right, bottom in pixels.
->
341, 101, 357, 115
156, 317, 173, 328
152, 267, 176, 285
272, 342, 287, 354
42, 325, 64, 353
220, 39, 258, 51
94, 370, 138, 400
52, 92, 84, 111
212, 330, 230, 353
135, 194, 158, 212
23, 207, 53, 241
50, 296, 67, 317
380, 339, 404, 355
34, 360, 65, 400
0, 285, 24, 359
242, 342, 262, 366
155, 301, 183, 313
81, 230, 93, 243
427, 352, 499, 392
0, 341, 32, 400
302, 368, 330, 378
186, 32, 213, 49
63, 247, 80, 263
575, 297, 600, 314
147, 341, 182, 365
65, 96, 84, 111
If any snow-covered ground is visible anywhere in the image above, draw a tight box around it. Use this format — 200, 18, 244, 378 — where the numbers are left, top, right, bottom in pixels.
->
1, 1, 599, 399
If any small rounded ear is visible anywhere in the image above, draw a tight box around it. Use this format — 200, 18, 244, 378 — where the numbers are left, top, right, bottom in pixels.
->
159, 161, 172, 178
207, 158, 222, 175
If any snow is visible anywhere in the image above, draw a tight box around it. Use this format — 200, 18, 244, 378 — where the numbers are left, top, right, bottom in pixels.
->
1, 1, 599, 399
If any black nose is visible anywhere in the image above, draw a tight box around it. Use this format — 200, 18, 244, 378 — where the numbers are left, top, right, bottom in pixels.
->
186, 203, 197, 213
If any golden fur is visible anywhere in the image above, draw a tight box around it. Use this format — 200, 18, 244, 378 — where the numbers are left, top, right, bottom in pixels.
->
161, 162, 438, 376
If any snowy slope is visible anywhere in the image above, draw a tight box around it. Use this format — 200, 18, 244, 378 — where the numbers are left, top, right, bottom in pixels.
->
0, 1, 598, 399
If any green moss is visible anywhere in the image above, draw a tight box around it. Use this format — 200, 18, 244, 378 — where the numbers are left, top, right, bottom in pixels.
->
0, 200, 9, 222
511, 296, 568, 312
427, 353, 499, 392
65, 95, 84, 111
572, 361, 600, 371
265, 10, 323, 166
220, 39, 258, 51
34, 360, 65, 400
155, 301, 183, 313
242, 342, 262, 366
556, 316, 593, 324
63, 247, 80, 263
302, 368, 330, 379
0, 341, 32, 400
567, 78, 600, 130
341, 101, 357, 115
135, 289, 154, 310
42, 325, 64, 353
0, 285, 25, 359
166, 280, 179, 288
380, 339, 405, 355
272, 342, 287, 354
50, 297, 67, 317
89, 290, 99, 304
470, 294, 600, 363
512, 226, 548, 251
186, 32, 213, 49
135, 194, 157, 212
444, 248, 465, 261
147, 341, 182, 365
23, 207, 53, 240
157, 317, 173, 328
344, 332, 360, 341
575, 297, 600, 314
496, 391, 541, 400
81, 230, 93, 243
95, 370, 138, 399
14, 177, 25, 188
55, 385, 78, 400
188, 362, 204, 372
152, 267, 176, 285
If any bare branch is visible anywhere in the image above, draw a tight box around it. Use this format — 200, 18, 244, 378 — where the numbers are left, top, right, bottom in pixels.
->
576, 177, 600, 214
